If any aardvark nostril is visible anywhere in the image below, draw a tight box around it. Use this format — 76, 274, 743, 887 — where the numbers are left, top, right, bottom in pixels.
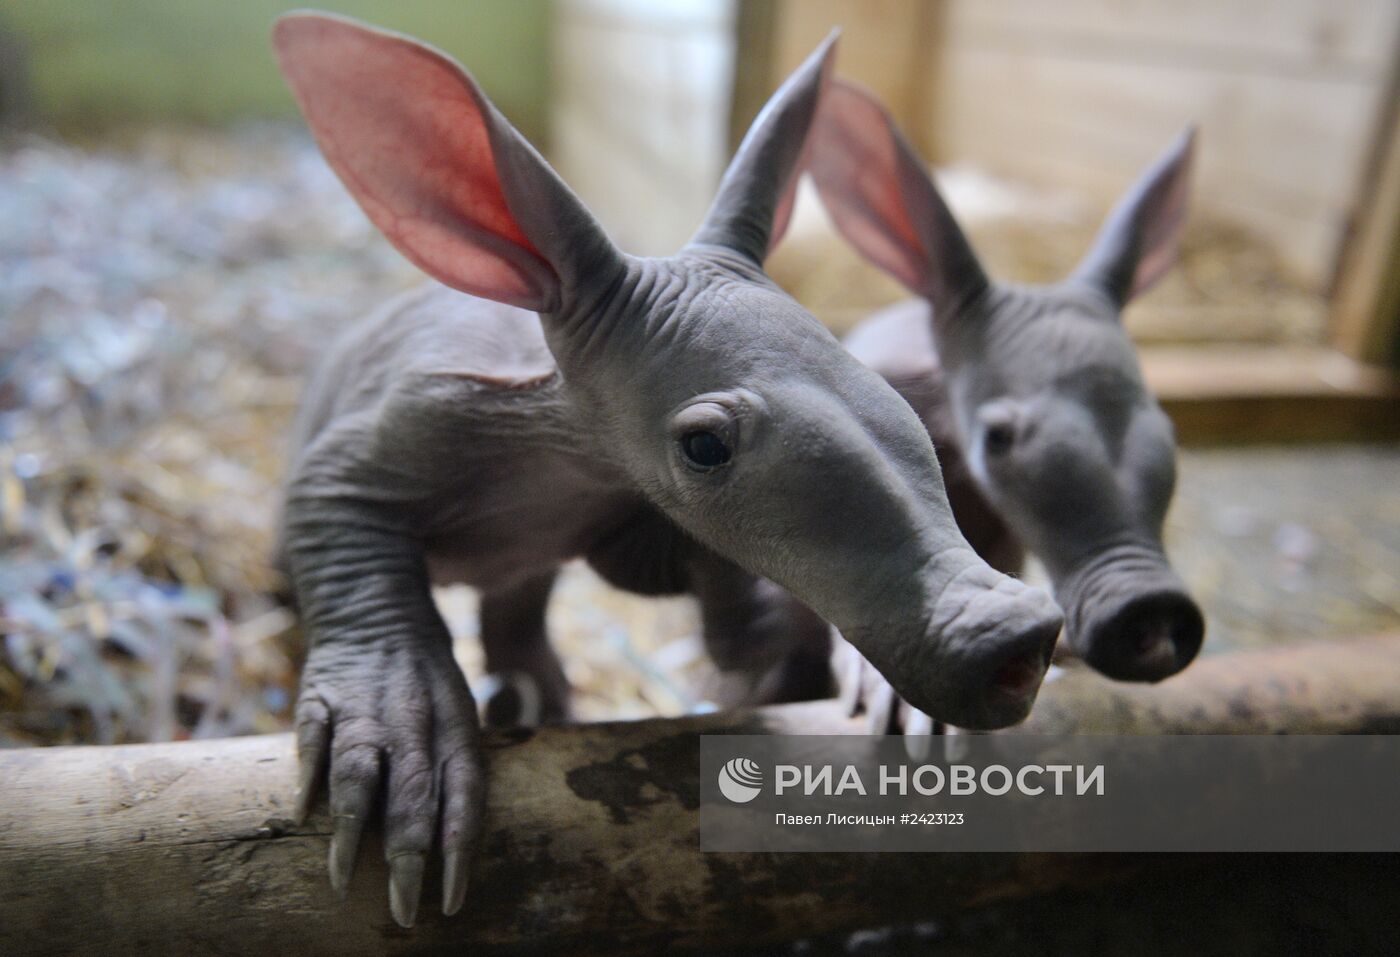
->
977, 596, 1062, 718
991, 651, 1044, 699
1130, 620, 1180, 674
1094, 591, 1205, 682
918, 574, 1063, 729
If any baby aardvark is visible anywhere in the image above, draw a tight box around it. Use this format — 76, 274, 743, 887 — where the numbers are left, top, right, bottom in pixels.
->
799, 81, 1205, 726
272, 14, 1061, 928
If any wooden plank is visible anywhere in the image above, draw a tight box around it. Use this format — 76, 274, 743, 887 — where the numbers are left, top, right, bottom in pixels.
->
1125, 304, 1329, 347
561, 0, 733, 33
765, 0, 930, 140
1330, 40, 1400, 366
928, 44, 1389, 287
3, 635, 1400, 955
933, 48, 1378, 213
552, 0, 735, 255
1145, 345, 1398, 397
1142, 345, 1400, 444
552, 111, 709, 255
1162, 392, 1400, 445
947, 0, 1400, 79
727, 0, 778, 152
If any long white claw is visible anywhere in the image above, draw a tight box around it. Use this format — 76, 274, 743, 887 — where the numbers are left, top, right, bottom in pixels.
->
389, 852, 425, 928
903, 709, 935, 761
443, 848, 468, 916
942, 725, 971, 763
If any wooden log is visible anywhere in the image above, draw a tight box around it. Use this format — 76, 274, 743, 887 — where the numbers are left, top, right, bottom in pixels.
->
2, 634, 1398, 956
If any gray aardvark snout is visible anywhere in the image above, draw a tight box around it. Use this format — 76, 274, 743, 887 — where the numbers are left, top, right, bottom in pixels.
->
1059, 552, 1204, 682
931, 572, 1063, 728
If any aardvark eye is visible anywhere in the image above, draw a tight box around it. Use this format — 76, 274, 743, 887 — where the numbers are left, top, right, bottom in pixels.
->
680, 430, 732, 470
985, 422, 1016, 456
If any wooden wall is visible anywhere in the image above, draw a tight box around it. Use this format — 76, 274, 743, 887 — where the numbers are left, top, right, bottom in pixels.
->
551, 0, 737, 256
761, 0, 933, 150
764, 0, 1400, 293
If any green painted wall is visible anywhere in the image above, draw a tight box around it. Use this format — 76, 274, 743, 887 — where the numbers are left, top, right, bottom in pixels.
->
1, 1, 553, 143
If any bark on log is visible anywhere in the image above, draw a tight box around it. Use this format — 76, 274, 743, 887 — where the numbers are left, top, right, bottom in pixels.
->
2, 634, 1398, 957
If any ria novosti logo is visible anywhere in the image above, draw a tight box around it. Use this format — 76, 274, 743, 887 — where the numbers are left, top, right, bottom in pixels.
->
717, 757, 764, 803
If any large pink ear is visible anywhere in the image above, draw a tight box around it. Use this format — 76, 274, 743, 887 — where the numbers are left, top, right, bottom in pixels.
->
807, 80, 987, 316
1072, 128, 1196, 306
690, 33, 837, 264
272, 13, 618, 314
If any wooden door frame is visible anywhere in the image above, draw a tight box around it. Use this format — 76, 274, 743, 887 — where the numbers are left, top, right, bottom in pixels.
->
1329, 15, 1400, 370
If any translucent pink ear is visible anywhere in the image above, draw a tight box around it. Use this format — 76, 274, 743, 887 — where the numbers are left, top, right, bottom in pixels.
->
807, 80, 986, 315
273, 13, 615, 314
1073, 128, 1197, 306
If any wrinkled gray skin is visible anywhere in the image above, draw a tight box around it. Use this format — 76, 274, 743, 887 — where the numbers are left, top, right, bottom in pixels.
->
804, 80, 1204, 717
272, 14, 1061, 928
